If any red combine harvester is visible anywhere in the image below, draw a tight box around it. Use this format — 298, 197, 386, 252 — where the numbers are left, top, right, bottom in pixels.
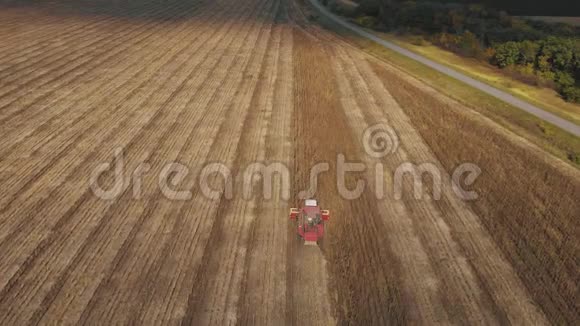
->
289, 199, 330, 245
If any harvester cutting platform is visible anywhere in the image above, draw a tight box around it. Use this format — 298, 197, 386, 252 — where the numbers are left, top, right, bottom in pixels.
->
289, 199, 330, 245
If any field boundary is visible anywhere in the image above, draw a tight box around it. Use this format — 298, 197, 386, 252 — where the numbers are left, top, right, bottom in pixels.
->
307, 0, 580, 137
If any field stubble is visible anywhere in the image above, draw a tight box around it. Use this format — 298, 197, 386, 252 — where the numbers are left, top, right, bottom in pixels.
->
0, 0, 577, 324
369, 60, 580, 325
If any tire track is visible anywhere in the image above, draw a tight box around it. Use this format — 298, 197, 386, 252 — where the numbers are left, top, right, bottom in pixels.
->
33, 3, 265, 320
0, 0, 208, 119
0, 0, 243, 303
0, 0, 230, 215
236, 13, 294, 325
0, 7, 150, 71
71, 0, 274, 318
2, 9, 227, 247
0, 0, 223, 158
181, 4, 281, 324
289, 27, 403, 325
329, 45, 467, 324
0, 0, 200, 79
363, 57, 550, 325
0, 0, 191, 59
329, 35, 548, 324
0, 10, 120, 57
0, 0, 259, 321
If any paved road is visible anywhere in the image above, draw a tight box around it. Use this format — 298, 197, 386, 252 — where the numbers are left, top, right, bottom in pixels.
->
309, 0, 580, 137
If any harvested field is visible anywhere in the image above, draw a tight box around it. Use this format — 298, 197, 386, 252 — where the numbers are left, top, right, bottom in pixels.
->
369, 60, 580, 325
0, 0, 577, 324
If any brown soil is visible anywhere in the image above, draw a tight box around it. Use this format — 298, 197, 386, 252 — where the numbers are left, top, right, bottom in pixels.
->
0, 0, 575, 324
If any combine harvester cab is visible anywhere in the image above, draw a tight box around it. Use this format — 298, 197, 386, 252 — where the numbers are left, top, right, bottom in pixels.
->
289, 199, 330, 246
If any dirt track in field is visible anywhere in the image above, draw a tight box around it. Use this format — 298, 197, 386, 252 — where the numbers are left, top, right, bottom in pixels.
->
0, 0, 572, 324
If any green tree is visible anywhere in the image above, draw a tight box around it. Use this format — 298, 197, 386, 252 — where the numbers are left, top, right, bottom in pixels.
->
517, 40, 540, 65
555, 71, 575, 88
561, 86, 580, 103
493, 41, 520, 67
459, 31, 482, 57
537, 55, 552, 72
540, 37, 575, 71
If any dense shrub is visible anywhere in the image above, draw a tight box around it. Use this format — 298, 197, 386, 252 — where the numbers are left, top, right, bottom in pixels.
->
561, 86, 580, 103
355, 15, 379, 28
487, 37, 580, 100
328, 0, 359, 17
343, 0, 580, 103
493, 41, 520, 67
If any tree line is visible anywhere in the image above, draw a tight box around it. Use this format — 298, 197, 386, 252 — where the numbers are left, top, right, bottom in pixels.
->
348, 0, 580, 102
